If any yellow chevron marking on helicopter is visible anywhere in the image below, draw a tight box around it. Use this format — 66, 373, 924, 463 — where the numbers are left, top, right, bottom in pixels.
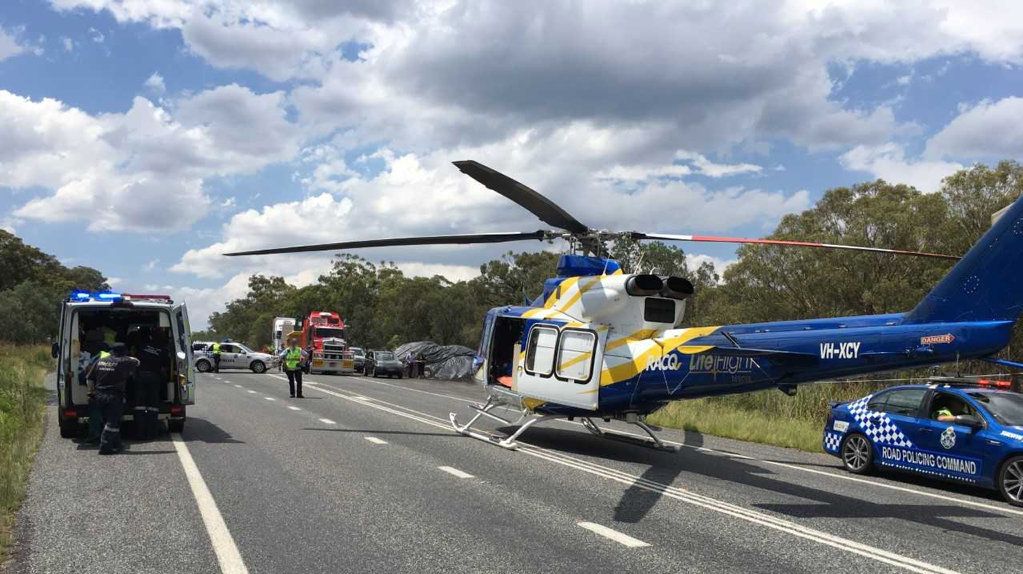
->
557, 351, 592, 372
604, 329, 657, 353
599, 325, 721, 386
522, 397, 546, 411
554, 275, 604, 314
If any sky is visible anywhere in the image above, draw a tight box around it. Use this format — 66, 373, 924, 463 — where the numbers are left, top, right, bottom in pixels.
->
1, 0, 1022, 329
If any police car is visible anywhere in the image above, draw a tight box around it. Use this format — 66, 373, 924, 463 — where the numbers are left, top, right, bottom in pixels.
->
823, 379, 1023, 506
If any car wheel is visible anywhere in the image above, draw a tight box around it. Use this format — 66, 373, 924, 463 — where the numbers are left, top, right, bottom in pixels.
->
397, 374, 403, 379
168, 419, 185, 433
998, 455, 1023, 507
250, 360, 266, 374
196, 359, 212, 373
841, 433, 873, 474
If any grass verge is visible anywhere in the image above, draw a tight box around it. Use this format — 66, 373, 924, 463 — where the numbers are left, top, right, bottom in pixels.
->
0, 344, 52, 562
648, 381, 891, 452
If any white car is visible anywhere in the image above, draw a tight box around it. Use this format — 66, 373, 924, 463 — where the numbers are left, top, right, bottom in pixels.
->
193, 341, 273, 374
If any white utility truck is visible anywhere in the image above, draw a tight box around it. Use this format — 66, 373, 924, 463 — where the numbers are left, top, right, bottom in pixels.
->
52, 291, 196, 437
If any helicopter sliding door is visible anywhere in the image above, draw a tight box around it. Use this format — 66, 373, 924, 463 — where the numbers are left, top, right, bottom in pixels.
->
515, 323, 602, 410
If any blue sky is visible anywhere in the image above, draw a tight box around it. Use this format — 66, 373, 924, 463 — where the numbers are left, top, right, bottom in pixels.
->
1, 1, 1022, 327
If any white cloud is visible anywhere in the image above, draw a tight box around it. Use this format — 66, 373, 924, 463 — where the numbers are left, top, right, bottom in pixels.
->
2, 85, 300, 231
840, 143, 962, 193
0, 28, 25, 61
88, 27, 105, 43
925, 97, 1023, 160
675, 151, 763, 178
61, 36, 75, 52
143, 71, 165, 94
174, 126, 810, 283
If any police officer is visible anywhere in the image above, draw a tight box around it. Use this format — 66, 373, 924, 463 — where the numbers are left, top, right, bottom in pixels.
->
83, 343, 110, 445
279, 338, 308, 398
211, 341, 222, 373
88, 343, 139, 454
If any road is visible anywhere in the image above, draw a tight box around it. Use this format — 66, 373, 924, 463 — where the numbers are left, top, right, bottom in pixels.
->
7, 371, 1023, 574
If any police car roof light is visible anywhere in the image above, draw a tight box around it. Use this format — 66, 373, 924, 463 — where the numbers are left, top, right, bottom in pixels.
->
976, 378, 1012, 389
122, 293, 173, 303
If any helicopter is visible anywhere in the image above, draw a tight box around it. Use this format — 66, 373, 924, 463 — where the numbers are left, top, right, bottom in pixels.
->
228, 160, 1023, 451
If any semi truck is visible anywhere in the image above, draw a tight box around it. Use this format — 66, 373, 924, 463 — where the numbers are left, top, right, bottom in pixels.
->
272, 316, 297, 353
299, 311, 355, 375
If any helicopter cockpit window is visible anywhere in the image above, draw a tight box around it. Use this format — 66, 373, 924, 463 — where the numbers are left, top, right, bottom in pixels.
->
524, 325, 558, 377
556, 329, 596, 383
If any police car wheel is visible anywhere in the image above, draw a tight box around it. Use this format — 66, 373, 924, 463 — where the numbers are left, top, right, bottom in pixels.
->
250, 361, 266, 374
998, 455, 1023, 507
196, 359, 212, 373
841, 433, 873, 474
168, 419, 185, 433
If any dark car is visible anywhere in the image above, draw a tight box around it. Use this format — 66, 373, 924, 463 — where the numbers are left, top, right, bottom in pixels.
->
365, 350, 403, 378
350, 347, 366, 373
824, 379, 1023, 506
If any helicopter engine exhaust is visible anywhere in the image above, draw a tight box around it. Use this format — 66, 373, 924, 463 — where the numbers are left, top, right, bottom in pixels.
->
625, 274, 663, 296
660, 276, 694, 300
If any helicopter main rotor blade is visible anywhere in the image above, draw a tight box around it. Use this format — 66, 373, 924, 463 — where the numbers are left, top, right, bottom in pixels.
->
632, 232, 961, 260
225, 231, 549, 256
453, 160, 590, 235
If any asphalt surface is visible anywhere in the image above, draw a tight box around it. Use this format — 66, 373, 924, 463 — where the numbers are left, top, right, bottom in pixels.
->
6, 371, 1023, 573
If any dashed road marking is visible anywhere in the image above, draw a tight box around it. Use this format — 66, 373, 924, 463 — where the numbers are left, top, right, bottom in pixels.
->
264, 397, 276, 401
438, 466, 474, 479
233, 384, 242, 388
322, 374, 1023, 519
287, 406, 301, 411
318, 418, 336, 425
246, 390, 256, 394
171, 434, 249, 574
302, 381, 958, 574
364, 436, 388, 445
577, 522, 650, 548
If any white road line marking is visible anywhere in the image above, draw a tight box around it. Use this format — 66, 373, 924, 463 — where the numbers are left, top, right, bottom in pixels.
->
233, 384, 242, 388
302, 382, 956, 574
353, 395, 370, 401
246, 390, 256, 394
325, 375, 1023, 518
287, 406, 301, 411
438, 466, 474, 479
264, 397, 276, 401
364, 436, 388, 445
577, 522, 650, 548
318, 418, 336, 425
171, 434, 249, 574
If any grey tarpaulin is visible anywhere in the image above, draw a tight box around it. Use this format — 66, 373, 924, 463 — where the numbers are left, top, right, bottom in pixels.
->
393, 341, 476, 380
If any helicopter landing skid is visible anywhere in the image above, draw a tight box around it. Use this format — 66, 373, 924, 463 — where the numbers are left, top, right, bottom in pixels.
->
449, 401, 561, 450
581, 418, 678, 452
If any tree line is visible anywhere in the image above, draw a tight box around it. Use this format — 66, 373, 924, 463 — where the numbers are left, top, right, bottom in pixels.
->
4, 161, 1022, 367
0, 231, 108, 344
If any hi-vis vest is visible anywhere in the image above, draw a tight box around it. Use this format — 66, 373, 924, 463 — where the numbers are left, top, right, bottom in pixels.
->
212, 343, 221, 355
285, 347, 302, 370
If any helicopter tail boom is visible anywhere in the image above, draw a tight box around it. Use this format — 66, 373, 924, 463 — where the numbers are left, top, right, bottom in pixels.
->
906, 193, 1023, 325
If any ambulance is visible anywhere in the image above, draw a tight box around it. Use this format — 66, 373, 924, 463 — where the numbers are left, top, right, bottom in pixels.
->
52, 291, 196, 437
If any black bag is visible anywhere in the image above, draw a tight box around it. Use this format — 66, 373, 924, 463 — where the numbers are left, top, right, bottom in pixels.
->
131, 407, 161, 440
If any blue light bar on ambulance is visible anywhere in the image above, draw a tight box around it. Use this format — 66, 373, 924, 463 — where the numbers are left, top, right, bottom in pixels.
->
68, 290, 124, 302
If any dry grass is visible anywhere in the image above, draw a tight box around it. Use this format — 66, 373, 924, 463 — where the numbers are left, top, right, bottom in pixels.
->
648, 381, 891, 452
0, 344, 51, 561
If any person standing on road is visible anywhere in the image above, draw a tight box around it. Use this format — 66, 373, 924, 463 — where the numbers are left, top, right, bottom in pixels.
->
211, 341, 222, 373
279, 338, 308, 398
88, 343, 139, 455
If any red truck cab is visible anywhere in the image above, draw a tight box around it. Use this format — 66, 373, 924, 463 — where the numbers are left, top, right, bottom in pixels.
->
300, 311, 354, 374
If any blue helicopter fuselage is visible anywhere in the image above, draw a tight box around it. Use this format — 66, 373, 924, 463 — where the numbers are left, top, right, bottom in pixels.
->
474, 194, 1023, 418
